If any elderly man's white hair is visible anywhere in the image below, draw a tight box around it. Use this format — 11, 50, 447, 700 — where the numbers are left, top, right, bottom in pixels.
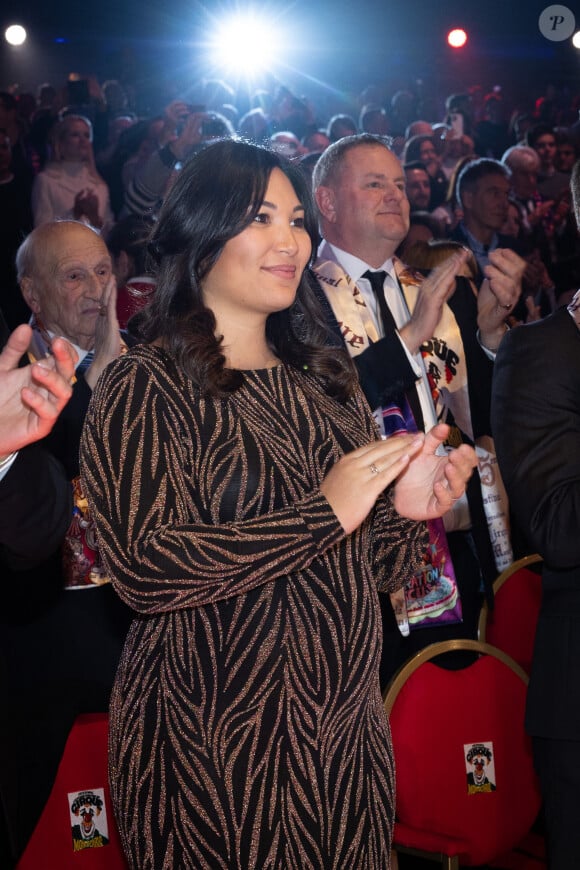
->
501, 145, 541, 174
15, 220, 100, 284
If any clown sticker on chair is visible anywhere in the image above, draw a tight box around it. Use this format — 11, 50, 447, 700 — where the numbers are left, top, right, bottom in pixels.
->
464, 742, 497, 794
68, 788, 110, 850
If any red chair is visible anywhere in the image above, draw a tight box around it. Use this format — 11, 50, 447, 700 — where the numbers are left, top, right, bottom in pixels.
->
384, 639, 542, 869
478, 554, 543, 675
17, 714, 128, 870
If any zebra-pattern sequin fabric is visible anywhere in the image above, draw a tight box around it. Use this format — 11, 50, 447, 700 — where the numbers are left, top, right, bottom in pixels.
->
80, 345, 426, 869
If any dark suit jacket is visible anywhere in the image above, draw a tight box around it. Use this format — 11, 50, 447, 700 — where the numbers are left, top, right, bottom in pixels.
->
310, 265, 498, 596
0, 312, 72, 597
0, 325, 132, 863
492, 306, 580, 739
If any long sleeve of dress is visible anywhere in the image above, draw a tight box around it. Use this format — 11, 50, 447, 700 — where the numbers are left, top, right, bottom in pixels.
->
80, 353, 346, 614
369, 488, 428, 594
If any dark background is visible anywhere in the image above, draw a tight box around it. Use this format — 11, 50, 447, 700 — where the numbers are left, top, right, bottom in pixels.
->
0, 0, 577, 115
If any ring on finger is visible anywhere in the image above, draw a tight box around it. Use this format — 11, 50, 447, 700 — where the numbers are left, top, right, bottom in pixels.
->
369, 463, 380, 475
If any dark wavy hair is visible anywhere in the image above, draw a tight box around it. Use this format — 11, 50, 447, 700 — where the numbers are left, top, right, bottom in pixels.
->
141, 138, 356, 401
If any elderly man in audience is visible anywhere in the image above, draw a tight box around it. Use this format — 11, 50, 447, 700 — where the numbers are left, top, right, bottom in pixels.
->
501, 144, 542, 239
0, 221, 131, 867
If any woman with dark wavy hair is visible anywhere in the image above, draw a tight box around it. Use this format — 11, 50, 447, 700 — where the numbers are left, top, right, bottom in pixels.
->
80, 139, 475, 868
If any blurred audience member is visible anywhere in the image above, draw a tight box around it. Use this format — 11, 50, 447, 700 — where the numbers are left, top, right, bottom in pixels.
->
265, 85, 312, 139
509, 111, 534, 146
31, 114, 113, 229
405, 120, 433, 140
302, 129, 330, 154
238, 107, 269, 141
502, 200, 523, 239
102, 79, 130, 117
527, 124, 570, 200
404, 134, 447, 209
501, 145, 542, 241
474, 94, 511, 158
98, 118, 156, 218
389, 90, 418, 137
359, 104, 389, 136
431, 154, 472, 233
396, 211, 442, 260
451, 158, 523, 282
327, 113, 357, 142
444, 93, 474, 138
28, 83, 59, 170
270, 130, 304, 158
440, 128, 476, 180
0, 92, 33, 183
404, 160, 431, 211
297, 150, 324, 189
106, 215, 156, 329
0, 130, 33, 329
556, 132, 578, 175
123, 107, 233, 218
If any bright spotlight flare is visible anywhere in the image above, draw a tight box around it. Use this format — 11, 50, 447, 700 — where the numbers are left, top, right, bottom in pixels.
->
211, 13, 280, 74
5, 24, 27, 46
448, 28, 468, 48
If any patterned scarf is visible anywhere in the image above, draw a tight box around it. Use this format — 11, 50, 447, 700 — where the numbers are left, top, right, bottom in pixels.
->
28, 314, 128, 589
314, 247, 512, 630
313, 248, 471, 438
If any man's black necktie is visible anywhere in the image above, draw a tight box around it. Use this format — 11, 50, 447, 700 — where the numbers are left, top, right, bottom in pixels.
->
362, 269, 424, 430
363, 270, 397, 334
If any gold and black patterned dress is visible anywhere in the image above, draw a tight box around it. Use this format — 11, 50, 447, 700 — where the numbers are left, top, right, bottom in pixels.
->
80, 345, 426, 870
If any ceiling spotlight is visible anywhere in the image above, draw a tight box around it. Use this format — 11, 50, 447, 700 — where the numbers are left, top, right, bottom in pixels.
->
210, 13, 281, 75
5, 24, 27, 46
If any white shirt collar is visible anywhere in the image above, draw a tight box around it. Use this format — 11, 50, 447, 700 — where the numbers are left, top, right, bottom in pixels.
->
44, 329, 91, 369
323, 242, 396, 285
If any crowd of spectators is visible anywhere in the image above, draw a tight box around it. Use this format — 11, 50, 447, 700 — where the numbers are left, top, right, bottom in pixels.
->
1, 66, 580, 867
1, 74, 580, 331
